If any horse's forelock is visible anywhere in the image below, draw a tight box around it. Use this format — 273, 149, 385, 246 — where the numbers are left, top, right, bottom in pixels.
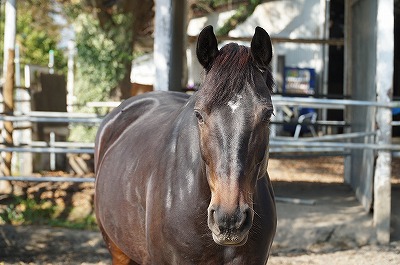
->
198, 43, 272, 110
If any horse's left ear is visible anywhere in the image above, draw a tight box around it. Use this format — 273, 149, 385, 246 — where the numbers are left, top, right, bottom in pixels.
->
251, 27, 272, 71
196, 25, 219, 70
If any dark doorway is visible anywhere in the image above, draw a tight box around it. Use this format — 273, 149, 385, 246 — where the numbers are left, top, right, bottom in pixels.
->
327, 0, 345, 134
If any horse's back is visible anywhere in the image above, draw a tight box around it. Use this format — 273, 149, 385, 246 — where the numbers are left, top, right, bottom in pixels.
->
95, 91, 189, 168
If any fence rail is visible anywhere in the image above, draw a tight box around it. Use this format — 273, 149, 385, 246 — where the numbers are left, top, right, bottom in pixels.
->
1, 96, 400, 183
0, 111, 104, 124
0, 176, 95, 182
272, 95, 400, 109
0, 146, 94, 154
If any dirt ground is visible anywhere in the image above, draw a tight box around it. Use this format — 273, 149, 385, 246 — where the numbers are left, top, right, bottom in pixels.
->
1, 156, 400, 264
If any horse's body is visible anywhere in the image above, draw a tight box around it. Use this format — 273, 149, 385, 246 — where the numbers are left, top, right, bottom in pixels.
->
95, 26, 277, 265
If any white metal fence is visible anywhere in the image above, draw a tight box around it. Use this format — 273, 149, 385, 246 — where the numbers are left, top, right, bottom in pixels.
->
0, 96, 399, 183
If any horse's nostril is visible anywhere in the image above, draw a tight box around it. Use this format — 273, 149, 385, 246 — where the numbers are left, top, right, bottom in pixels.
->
208, 207, 219, 231
237, 207, 252, 230
210, 208, 217, 220
212, 209, 217, 219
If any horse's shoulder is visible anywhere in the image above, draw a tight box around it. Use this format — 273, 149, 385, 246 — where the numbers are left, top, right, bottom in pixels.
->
100, 91, 188, 127
132, 91, 190, 105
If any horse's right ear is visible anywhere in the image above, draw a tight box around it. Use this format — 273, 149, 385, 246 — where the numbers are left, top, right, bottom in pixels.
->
196, 25, 219, 70
251, 26, 273, 71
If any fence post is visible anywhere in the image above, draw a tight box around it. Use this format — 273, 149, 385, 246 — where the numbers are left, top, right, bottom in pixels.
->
373, 0, 394, 244
50, 131, 55, 170
0, 0, 16, 193
1, 49, 15, 176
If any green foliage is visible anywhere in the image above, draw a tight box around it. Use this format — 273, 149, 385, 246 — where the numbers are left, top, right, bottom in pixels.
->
47, 214, 97, 230
190, 0, 263, 36
68, 124, 98, 143
0, 1, 67, 74
0, 197, 56, 225
197, 0, 233, 8
56, 1, 84, 20
68, 12, 133, 142
195, 0, 241, 11
217, 0, 263, 36
0, 196, 98, 230
73, 13, 133, 106
17, 12, 66, 72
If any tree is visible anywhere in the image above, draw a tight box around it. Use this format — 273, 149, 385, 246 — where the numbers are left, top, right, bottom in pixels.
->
73, 12, 134, 104
0, 1, 67, 75
216, 0, 263, 35
57, 0, 154, 100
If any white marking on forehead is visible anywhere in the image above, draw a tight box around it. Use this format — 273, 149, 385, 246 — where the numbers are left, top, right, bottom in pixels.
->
227, 95, 243, 113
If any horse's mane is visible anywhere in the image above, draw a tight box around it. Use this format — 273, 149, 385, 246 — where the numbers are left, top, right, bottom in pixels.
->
198, 43, 274, 110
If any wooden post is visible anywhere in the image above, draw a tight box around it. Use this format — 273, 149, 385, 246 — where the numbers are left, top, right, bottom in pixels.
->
373, 0, 394, 244
1, 49, 15, 176
169, 0, 187, 91
343, 0, 352, 185
0, 0, 16, 188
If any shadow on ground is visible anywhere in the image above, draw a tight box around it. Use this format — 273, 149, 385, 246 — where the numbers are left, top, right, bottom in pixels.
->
0, 225, 111, 264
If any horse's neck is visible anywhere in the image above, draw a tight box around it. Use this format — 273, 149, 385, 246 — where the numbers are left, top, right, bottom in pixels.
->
170, 97, 209, 195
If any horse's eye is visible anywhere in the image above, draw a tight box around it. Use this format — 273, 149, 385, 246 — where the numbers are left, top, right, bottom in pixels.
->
262, 110, 274, 122
194, 110, 204, 124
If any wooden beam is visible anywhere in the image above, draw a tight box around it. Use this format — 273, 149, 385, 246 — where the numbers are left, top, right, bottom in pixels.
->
188, 35, 344, 46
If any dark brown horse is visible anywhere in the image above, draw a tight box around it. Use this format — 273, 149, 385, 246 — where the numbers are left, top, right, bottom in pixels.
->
95, 25, 276, 264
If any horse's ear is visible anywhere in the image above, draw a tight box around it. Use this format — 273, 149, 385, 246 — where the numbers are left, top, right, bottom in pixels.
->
251, 27, 272, 71
196, 25, 219, 70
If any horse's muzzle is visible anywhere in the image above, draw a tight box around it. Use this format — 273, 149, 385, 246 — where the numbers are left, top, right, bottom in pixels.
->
207, 205, 253, 246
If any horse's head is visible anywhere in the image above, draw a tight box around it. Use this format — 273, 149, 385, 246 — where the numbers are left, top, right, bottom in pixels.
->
194, 26, 274, 246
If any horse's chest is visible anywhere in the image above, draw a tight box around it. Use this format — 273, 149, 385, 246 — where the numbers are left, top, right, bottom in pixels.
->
153, 218, 256, 264
155, 244, 253, 265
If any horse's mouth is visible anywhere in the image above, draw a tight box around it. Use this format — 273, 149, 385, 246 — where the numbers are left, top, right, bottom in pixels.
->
212, 232, 249, 246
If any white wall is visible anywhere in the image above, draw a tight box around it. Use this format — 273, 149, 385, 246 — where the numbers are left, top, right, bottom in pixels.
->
186, 10, 236, 88
187, 0, 326, 91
